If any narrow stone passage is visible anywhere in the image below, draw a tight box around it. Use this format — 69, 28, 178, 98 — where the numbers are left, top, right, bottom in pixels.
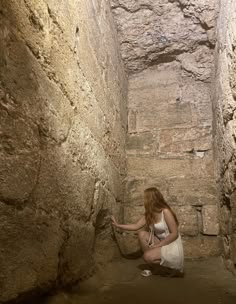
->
1, 0, 236, 302
34, 258, 236, 304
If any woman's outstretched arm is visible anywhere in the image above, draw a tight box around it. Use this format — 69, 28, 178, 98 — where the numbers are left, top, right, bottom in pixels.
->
111, 215, 146, 231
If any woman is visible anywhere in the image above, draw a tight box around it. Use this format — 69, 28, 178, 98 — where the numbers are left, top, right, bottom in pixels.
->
111, 187, 184, 276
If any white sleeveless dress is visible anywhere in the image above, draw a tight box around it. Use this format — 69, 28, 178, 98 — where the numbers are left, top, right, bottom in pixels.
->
148, 210, 184, 272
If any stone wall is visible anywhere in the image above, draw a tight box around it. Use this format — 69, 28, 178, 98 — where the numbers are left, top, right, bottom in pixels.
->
214, 0, 236, 274
0, 0, 127, 302
111, 0, 221, 257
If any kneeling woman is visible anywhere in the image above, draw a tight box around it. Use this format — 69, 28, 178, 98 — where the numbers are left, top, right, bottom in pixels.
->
111, 187, 184, 276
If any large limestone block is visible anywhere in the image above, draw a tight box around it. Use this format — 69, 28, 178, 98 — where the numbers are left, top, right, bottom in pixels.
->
30, 146, 96, 221
127, 65, 213, 135
167, 177, 217, 206
58, 221, 95, 284
64, 119, 125, 201
113, 230, 141, 257
0, 204, 63, 303
125, 177, 169, 206
127, 66, 192, 132
92, 182, 116, 225
202, 205, 220, 235
94, 230, 121, 265
183, 236, 222, 258
93, 184, 123, 265
127, 153, 215, 179
126, 131, 158, 156
128, 65, 180, 109
135, 102, 192, 131
0, 103, 40, 202
172, 206, 199, 236
159, 127, 212, 154
123, 205, 145, 224
125, 176, 217, 207
0, 0, 127, 302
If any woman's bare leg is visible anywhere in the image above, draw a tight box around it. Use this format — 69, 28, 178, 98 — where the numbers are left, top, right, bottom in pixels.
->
143, 247, 162, 264
138, 231, 160, 253
138, 231, 150, 252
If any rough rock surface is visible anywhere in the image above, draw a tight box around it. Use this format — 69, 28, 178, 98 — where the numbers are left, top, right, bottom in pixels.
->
214, 0, 236, 274
0, 0, 127, 302
110, 0, 221, 257
111, 0, 218, 74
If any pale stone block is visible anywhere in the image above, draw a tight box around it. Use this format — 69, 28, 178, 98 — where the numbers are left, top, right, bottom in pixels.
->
182, 236, 222, 258
172, 206, 199, 236
123, 205, 145, 224
128, 109, 137, 133
126, 132, 157, 155
159, 127, 212, 154
127, 154, 215, 179
136, 102, 192, 131
202, 205, 220, 235
167, 177, 217, 206
113, 230, 141, 256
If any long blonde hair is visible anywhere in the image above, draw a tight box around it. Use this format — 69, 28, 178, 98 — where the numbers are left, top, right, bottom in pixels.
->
144, 187, 179, 226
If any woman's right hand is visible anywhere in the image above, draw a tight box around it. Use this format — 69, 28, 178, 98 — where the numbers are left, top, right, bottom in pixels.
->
111, 215, 119, 227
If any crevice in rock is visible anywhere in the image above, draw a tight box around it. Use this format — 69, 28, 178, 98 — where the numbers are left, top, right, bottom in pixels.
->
111, 4, 153, 14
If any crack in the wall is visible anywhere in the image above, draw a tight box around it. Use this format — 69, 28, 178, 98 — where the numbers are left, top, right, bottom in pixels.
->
111, 4, 153, 13
46, 5, 64, 34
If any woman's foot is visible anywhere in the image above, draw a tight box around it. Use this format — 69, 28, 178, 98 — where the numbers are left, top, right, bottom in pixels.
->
164, 269, 185, 278
141, 269, 152, 277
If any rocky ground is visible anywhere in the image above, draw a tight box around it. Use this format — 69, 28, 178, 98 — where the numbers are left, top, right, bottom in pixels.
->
32, 257, 236, 304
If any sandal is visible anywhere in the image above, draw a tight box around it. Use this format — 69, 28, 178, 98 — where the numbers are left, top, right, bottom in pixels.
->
141, 269, 152, 277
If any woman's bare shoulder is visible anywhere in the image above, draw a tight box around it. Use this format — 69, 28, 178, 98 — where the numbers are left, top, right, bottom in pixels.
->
162, 208, 170, 213
162, 208, 173, 217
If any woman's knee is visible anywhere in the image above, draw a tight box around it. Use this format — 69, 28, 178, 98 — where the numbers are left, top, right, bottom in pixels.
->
138, 230, 148, 240
143, 251, 152, 263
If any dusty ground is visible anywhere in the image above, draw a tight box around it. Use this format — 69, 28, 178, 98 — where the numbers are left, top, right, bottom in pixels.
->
36, 257, 236, 304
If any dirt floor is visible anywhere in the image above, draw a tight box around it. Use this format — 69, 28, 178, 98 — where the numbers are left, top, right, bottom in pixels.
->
37, 257, 236, 304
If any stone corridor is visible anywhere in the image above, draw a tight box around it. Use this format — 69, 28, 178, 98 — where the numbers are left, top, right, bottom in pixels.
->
0, 0, 236, 303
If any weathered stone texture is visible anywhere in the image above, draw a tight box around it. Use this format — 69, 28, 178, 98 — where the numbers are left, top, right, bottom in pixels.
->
111, 0, 220, 259
202, 205, 220, 236
173, 206, 199, 236
214, 0, 236, 274
182, 236, 222, 258
0, 0, 127, 302
114, 230, 141, 256
111, 0, 218, 74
